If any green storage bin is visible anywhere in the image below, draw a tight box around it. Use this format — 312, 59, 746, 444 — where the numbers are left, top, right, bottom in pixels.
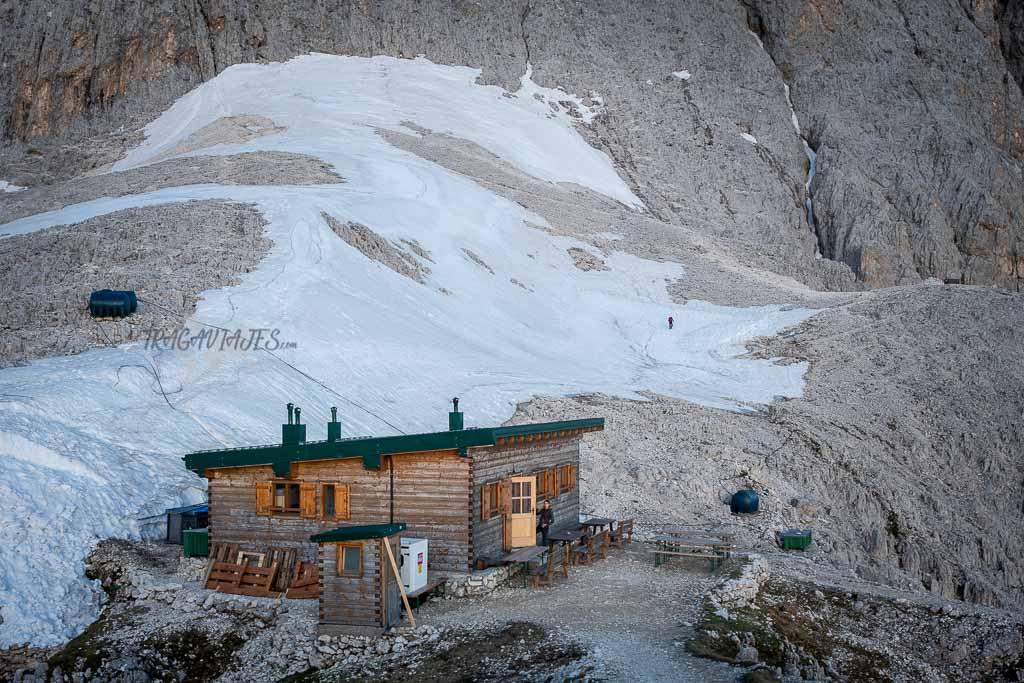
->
780, 528, 812, 550
182, 528, 209, 557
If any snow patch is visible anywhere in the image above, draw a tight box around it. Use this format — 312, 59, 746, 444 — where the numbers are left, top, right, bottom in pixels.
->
1, 180, 26, 193
517, 63, 607, 128
116, 55, 638, 209
0, 432, 106, 484
783, 83, 801, 134
672, 70, 692, 81
740, 133, 758, 145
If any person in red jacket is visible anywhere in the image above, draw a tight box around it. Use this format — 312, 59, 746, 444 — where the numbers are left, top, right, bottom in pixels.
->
668, 316, 674, 330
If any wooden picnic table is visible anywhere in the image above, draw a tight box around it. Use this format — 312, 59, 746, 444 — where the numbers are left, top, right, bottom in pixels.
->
652, 535, 733, 569
653, 535, 733, 548
503, 545, 548, 585
661, 529, 735, 542
546, 529, 584, 574
580, 517, 615, 534
504, 545, 548, 563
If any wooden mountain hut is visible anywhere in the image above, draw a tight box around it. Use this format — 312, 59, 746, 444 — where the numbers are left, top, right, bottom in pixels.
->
183, 400, 603, 590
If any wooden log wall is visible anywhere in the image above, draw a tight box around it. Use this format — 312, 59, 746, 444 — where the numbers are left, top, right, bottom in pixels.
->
206, 449, 472, 574
470, 436, 582, 563
317, 536, 399, 632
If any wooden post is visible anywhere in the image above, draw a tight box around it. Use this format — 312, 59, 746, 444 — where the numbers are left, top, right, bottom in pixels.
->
382, 536, 415, 629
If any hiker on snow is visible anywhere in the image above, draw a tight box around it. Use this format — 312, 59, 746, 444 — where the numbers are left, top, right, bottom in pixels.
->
668, 316, 674, 330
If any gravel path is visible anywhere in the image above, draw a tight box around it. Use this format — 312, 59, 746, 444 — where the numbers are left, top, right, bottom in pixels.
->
417, 544, 739, 682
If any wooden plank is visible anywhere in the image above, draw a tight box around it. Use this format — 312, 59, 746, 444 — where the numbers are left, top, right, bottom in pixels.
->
382, 536, 414, 629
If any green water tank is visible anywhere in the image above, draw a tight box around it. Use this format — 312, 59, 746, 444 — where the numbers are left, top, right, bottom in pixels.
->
182, 528, 209, 557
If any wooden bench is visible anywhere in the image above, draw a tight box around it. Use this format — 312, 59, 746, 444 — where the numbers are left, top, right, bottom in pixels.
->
573, 530, 610, 565
405, 576, 448, 608
608, 519, 636, 548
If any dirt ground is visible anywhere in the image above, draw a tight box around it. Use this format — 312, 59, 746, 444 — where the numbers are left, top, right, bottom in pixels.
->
416, 543, 739, 682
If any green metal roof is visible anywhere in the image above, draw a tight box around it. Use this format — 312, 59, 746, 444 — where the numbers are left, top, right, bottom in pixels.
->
183, 417, 604, 476
311, 522, 407, 543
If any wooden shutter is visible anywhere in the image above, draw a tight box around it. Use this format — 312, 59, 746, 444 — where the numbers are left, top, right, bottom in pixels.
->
480, 484, 490, 521
300, 483, 316, 518
335, 484, 350, 520
255, 481, 273, 516
547, 469, 556, 498
569, 464, 578, 491
499, 480, 512, 515
499, 480, 512, 552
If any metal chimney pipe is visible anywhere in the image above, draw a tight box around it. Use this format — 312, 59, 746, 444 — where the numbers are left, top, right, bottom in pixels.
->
449, 397, 464, 431
287, 402, 294, 425
331, 406, 338, 421
294, 407, 301, 424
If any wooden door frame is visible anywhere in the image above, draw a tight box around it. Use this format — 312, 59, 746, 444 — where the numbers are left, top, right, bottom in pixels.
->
506, 474, 537, 549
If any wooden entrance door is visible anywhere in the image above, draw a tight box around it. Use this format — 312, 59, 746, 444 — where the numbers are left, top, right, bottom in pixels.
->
508, 476, 537, 548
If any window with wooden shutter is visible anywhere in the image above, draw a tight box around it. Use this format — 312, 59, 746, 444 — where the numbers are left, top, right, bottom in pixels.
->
546, 468, 557, 498
255, 481, 273, 515
568, 464, 577, 492
480, 482, 500, 521
318, 483, 350, 520
261, 481, 302, 515
335, 484, 350, 520
300, 483, 316, 518
559, 464, 573, 494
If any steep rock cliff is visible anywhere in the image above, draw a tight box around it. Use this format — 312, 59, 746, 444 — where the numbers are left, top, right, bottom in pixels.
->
4, 0, 1020, 288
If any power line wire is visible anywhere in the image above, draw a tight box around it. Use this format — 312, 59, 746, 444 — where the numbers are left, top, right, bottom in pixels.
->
136, 296, 406, 434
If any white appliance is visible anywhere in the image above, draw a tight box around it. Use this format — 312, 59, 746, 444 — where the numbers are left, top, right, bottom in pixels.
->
399, 538, 429, 592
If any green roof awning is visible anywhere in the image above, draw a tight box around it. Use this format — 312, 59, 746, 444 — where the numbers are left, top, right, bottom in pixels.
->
311, 523, 407, 543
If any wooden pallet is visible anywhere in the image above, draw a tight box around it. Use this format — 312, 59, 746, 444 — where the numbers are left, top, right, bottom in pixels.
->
203, 542, 299, 593
265, 547, 298, 592
206, 559, 281, 597
285, 561, 319, 599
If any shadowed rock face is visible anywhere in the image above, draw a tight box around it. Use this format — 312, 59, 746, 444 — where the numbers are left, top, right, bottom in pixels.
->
744, 0, 1024, 290
3, 0, 1020, 289
998, 0, 1024, 92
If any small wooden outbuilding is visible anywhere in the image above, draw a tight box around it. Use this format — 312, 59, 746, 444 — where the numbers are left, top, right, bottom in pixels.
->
310, 522, 407, 636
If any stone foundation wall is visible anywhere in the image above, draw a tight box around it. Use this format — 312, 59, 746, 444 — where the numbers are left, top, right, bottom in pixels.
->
709, 555, 770, 609
438, 565, 522, 599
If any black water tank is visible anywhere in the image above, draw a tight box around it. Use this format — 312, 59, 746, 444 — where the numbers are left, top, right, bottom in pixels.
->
89, 289, 137, 318
730, 489, 760, 514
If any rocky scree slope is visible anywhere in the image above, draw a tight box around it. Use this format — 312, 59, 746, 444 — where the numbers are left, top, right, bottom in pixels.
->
512, 284, 1024, 611
2, 0, 1022, 289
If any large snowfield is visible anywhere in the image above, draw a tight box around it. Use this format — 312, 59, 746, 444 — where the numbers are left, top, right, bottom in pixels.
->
0, 55, 813, 646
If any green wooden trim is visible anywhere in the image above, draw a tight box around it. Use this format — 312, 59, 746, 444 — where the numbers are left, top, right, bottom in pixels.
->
184, 418, 605, 476
493, 418, 605, 439
311, 522, 407, 543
